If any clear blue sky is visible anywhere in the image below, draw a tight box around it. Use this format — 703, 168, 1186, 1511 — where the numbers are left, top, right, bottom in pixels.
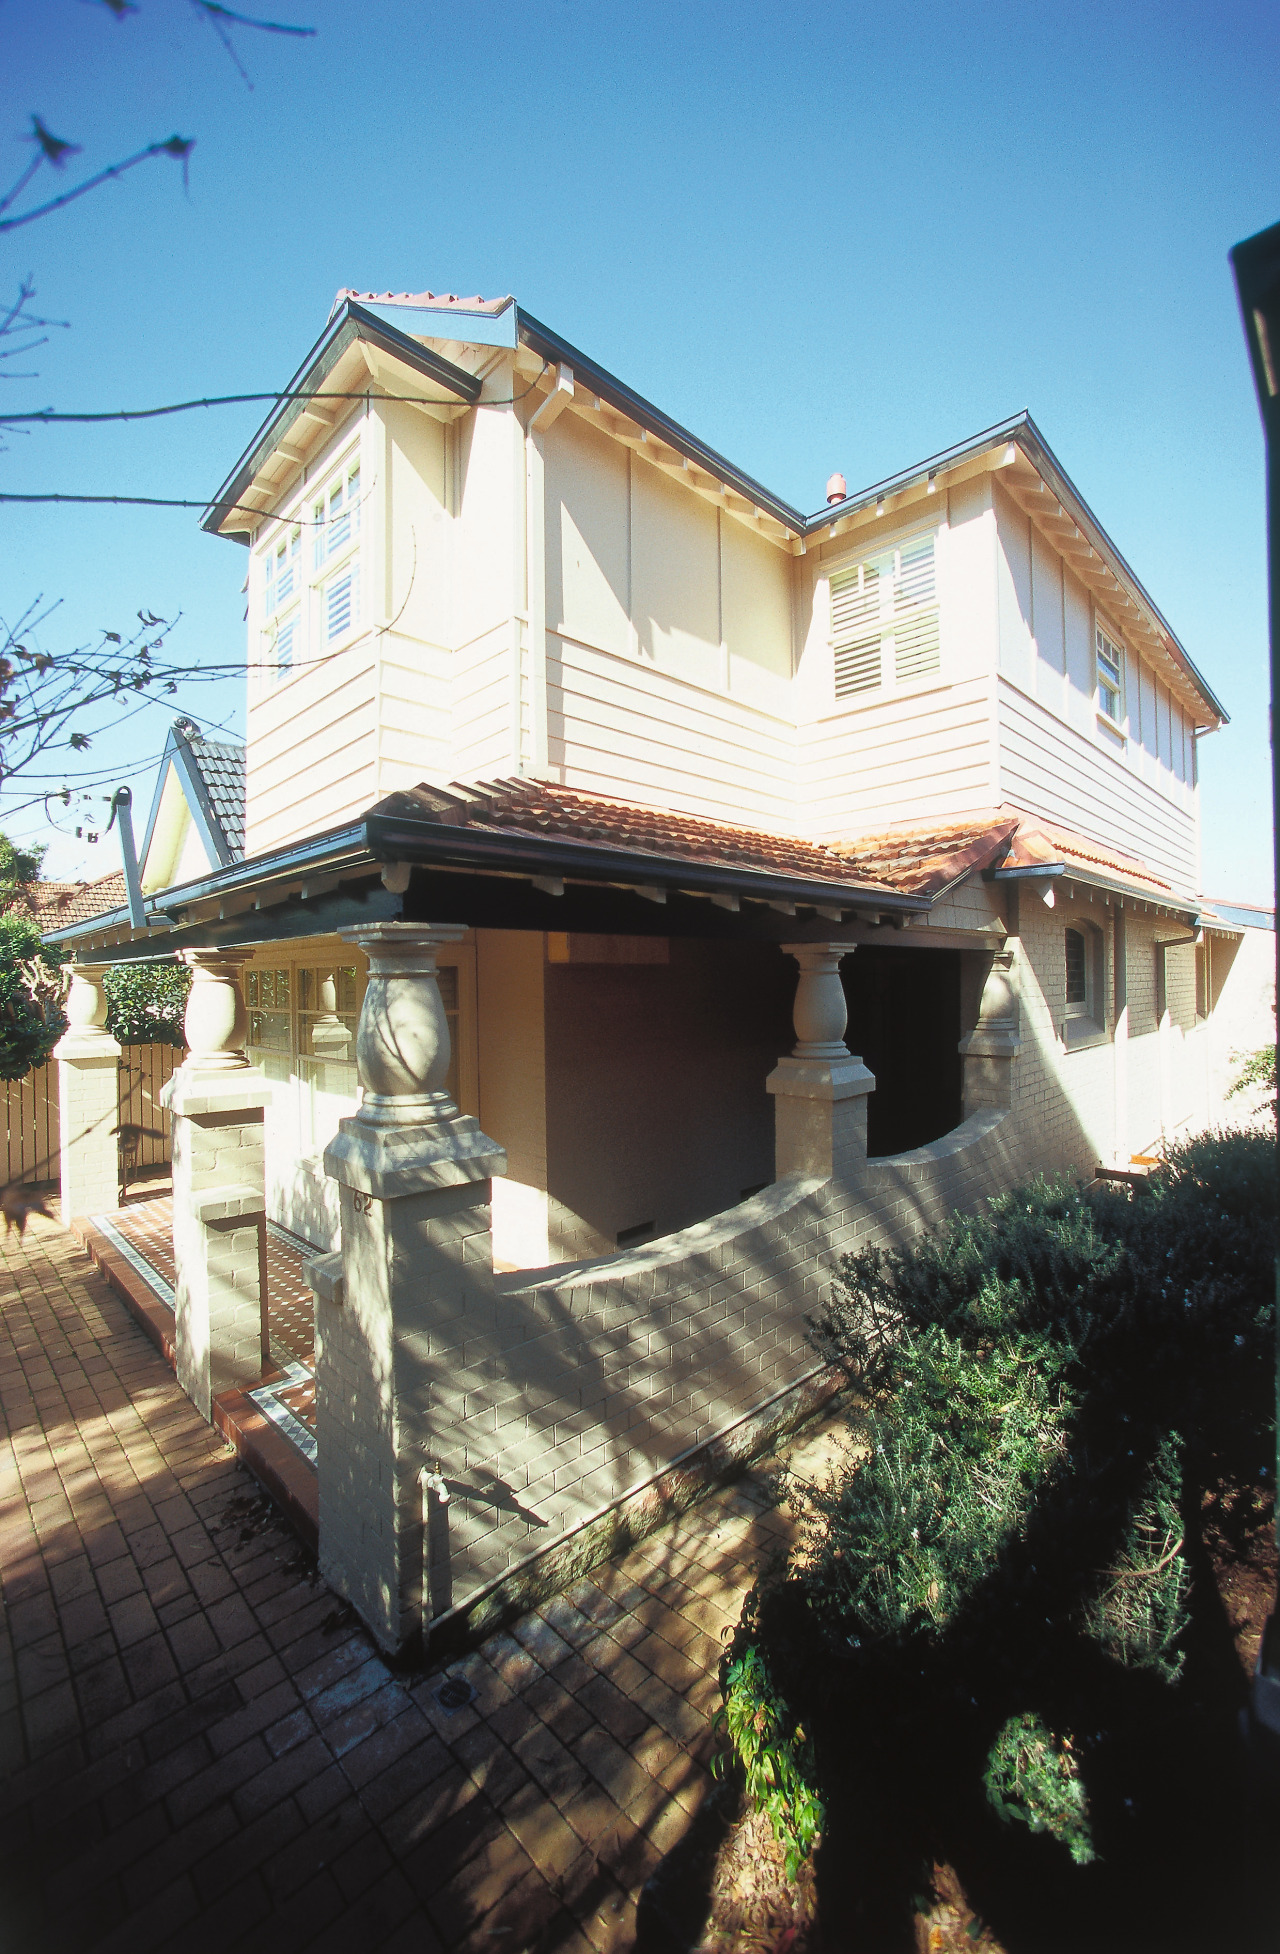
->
4, 0, 1277, 901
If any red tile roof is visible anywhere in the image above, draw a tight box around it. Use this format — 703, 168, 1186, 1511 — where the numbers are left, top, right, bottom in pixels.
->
831, 805, 1187, 905
830, 812, 1021, 895
380, 778, 900, 894
4, 872, 128, 932
1006, 817, 1176, 899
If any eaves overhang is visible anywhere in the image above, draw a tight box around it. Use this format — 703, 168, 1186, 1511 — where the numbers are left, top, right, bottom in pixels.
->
516, 311, 809, 535
201, 302, 482, 541
45, 809, 927, 956
809, 411, 1227, 728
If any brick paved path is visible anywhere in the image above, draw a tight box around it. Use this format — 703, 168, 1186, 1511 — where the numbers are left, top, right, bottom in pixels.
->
0, 1218, 826, 1954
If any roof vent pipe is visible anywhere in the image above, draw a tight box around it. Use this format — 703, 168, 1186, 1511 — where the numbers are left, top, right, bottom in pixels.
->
826, 473, 847, 505
106, 786, 147, 929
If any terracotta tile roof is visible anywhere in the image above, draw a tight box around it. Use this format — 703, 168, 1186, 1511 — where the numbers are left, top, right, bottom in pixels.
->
1005, 817, 1177, 899
831, 805, 1189, 906
4, 871, 128, 932
830, 812, 1020, 895
377, 778, 900, 894
333, 288, 514, 317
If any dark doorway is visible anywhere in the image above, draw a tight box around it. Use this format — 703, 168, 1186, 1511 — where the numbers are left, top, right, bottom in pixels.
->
842, 947, 962, 1157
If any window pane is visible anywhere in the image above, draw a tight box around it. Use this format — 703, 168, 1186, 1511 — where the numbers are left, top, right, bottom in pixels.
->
1065, 929, 1087, 1006
326, 567, 356, 640
275, 614, 296, 679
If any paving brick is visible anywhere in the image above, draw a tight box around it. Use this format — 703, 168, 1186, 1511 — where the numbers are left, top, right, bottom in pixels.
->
0, 1210, 842, 1954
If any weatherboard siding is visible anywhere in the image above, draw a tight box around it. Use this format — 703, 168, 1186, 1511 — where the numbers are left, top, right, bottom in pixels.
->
245, 642, 379, 853
996, 677, 1197, 893
799, 673, 995, 841
549, 633, 797, 831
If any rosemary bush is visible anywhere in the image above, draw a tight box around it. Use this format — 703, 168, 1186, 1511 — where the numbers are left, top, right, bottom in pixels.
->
717, 1131, 1275, 1881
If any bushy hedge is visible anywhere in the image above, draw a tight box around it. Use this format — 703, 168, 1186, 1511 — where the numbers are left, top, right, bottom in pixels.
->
716, 1131, 1276, 1896
0, 915, 65, 1079
102, 961, 189, 1047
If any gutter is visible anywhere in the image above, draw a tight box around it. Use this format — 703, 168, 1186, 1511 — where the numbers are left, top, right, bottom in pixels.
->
44, 808, 925, 952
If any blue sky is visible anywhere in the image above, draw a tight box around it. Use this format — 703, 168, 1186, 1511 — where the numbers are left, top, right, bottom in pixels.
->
3, 0, 1277, 900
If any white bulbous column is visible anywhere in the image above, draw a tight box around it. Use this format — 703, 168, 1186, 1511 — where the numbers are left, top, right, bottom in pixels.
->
309, 972, 352, 1064
62, 963, 111, 1043
767, 942, 875, 1183
317, 922, 506, 1655
349, 925, 461, 1128
180, 949, 251, 1073
54, 961, 122, 1221
788, 944, 853, 1058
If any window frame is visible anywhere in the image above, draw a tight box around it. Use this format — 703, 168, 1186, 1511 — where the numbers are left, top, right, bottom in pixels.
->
1094, 617, 1127, 741
243, 941, 479, 1153
827, 519, 944, 707
250, 433, 366, 700
1061, 917, 1108, 1049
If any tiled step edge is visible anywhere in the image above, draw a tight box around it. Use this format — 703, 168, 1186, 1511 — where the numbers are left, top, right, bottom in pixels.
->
214, 1383, 319, 1556
74, 1213, 319, 1557
75, 1215, 177, 1368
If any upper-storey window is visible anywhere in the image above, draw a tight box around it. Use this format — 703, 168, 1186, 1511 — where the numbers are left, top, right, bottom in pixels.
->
831, 529, 939, 700
1096, 623, 1124, 726
254, 448, 362, 692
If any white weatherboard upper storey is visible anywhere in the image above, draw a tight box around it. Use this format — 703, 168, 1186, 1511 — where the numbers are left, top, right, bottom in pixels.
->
233, 315, 1217, 898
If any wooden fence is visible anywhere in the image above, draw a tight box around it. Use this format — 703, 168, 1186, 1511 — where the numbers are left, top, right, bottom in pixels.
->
1, 1042, 181, 1185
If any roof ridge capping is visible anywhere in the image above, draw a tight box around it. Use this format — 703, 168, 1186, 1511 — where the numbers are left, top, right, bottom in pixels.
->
330, 287, 514, 321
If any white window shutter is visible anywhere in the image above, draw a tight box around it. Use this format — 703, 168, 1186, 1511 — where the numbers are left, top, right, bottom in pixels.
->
891, 534, 940, 682
831, 560, 883, 697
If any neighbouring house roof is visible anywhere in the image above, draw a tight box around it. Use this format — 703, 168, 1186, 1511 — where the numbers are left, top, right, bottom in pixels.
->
9, 871, 128, 932
139, 720, 246, 895
1201, 898, 1275, 932
388, 778, 900, 892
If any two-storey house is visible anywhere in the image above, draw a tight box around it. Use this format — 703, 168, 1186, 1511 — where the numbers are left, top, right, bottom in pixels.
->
47, 286, 1262, 1646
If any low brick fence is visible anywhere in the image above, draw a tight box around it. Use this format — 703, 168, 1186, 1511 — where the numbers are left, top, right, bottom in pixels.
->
426, 1109, 1014, 1642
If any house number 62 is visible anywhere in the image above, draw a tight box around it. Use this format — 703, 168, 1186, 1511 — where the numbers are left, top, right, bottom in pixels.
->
352, 1191, 374, 1215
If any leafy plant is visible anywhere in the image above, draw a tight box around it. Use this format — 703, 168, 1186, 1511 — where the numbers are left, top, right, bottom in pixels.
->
716, 1135, 1276, 1895
103, 961, 189, 1046
984, 1713, 1094, 1865
1227, 1045, 1276, 1115
0, 914, 65, 1078
712, 1637, 824, 1879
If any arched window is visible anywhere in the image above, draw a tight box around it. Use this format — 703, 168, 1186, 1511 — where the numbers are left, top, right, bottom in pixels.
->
1065, 927, 1088, 1009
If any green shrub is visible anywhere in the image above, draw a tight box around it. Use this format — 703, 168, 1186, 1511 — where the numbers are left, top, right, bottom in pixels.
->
103, 961, 189, 1046
802, 1329, 1072, 1645
984, 1713, 1095, 1865
712, 1633, 824, 1878
718, 1133, 1275, 1881
0, 914, 65, 1079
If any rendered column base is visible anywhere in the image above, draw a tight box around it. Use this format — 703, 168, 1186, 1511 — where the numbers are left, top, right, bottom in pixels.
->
768, 1053, 875, 1181
318, 1108, 506, 1654
165, 1068, 271, 1425
959, 1028, 1021, 1119
54, 1032, 123, 1222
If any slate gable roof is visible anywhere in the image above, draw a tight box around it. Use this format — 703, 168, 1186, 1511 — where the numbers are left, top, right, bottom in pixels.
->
183, 732, 245, 862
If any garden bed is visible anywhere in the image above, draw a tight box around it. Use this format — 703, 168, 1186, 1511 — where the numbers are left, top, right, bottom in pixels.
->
645, 1131, 1279, 1953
